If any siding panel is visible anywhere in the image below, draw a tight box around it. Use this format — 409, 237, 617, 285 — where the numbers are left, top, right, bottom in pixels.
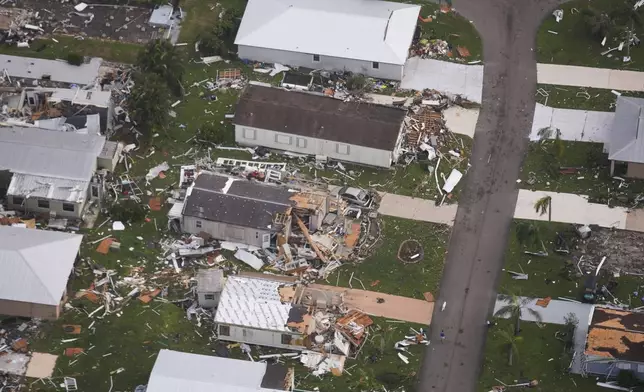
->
238, 45, 403, 81
236, 125, 394, 167
183, 216, 269, 248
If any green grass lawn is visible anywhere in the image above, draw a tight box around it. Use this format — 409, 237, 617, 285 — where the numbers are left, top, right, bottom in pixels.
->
519, 140, 644, 206
326, 217, 450, 299
537, 84, 644, 111
537, 0, 644, 70
0, 35, 141, 64
416, 3, 483, 62
500, 220, 644, 304
479, 319, 604, 392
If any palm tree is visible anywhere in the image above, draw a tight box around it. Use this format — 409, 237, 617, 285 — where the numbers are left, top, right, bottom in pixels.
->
582, 8, 616, 40
498, 328, 523, 366
495, 293, 543, 336
534, 195, 552, 222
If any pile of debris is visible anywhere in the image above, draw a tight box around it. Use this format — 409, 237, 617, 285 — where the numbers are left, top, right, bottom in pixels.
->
410, 38, 450, 58
0, 318, 49, 389
0, 7, 44, 47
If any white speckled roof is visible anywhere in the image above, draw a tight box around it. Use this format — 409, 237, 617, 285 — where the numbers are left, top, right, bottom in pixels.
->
214, 275, 292, 331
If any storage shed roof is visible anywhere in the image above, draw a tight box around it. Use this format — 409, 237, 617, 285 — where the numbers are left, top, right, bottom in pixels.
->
235, 85, 406, 151
609, 96, 644, 164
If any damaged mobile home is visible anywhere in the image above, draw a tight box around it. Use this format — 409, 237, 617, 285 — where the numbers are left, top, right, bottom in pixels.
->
0, 126, 119, 219
174, 171, 329, 250
234, 84, 408, 168
214, 273, 372, 374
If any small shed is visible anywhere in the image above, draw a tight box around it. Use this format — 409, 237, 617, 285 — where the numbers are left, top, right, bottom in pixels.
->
148, 5, 174, 28
196, 269, 224, 308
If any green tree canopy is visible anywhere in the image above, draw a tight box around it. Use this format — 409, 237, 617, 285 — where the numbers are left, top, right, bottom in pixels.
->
137, 39, 185, 96
127, 72, 171, 134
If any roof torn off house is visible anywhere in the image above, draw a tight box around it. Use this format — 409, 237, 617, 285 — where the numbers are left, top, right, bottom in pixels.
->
214, 273, 373, 375
163, 167, 380, 279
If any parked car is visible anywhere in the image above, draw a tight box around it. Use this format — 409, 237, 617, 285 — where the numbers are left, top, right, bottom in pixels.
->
337, 186, 372, 208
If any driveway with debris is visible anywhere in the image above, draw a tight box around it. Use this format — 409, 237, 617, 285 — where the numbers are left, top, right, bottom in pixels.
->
530, 103, 614, 142
401, 57, 484, 103
311, 284, 434, 324
416, 1, 566, 392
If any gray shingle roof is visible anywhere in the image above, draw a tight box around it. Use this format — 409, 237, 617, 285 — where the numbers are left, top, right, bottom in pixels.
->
147, 349, 289, 392
0, 126, 105, 180
182, 173, 293, 230
0, 227, 82, 305
235, 85, 407, 151
609, 96, 644, 163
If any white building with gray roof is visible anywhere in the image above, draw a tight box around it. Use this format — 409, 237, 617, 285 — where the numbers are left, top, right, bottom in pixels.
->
0, 126, 118, 218
181, 172, 294, 248
0, 226, 82, 319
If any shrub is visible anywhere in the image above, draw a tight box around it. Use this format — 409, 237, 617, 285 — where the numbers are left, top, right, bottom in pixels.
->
109, 200, 146, 223
66, 52, 84, 66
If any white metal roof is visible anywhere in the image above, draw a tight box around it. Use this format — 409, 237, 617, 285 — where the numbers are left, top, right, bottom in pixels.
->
235, 0, 420, 65
48, 88, 111, 107
7, 173, 88, 203
0, 126, 105, 180
0, 227, 82, 305
149, 5, 173, 27
609, 96, 644, 164
214, 275, 293, 331
0, 55, 101, 85
147, 349, 287, 392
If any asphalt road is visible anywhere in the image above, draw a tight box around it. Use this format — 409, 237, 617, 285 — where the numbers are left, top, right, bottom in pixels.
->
417, 1, 565, 391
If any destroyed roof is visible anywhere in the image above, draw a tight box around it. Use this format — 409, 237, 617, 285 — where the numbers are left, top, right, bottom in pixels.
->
183, 173, 294, 230
48, 88, 111, 107
0, 55, 102, 85
36, 114, 102, 135
214, 275, 294, 332
235, 85, 407, 151
0, 126, 105, 180
7, 174, 88, 203
585, 307, 644, 362
147, 349, 291, 392
608, 96, 644, 164
0, 227, 82, 306
235, 0, 420, 65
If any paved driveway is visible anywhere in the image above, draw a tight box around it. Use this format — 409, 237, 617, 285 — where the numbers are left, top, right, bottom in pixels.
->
531, 103, 614, 142
416, 1, 566, 391
401, 57, 484, 103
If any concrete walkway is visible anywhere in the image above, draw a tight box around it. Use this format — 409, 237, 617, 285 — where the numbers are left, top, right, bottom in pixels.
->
514, 190, 629, 229
530, 103, 614, 142
312, 283, 434, 324
537, 63, 644, 91
401, 57, 484, 103
378, 193, 458, 226
377, 189, 643, 232
443, 106, 479, 138
494, 295, 593, 374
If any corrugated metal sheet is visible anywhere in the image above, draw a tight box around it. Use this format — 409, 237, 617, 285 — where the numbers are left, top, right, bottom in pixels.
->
609, 97, 644, 163
235, 0, 420, 65
215, 275, 292, 331
0, 227, 82, 305
0, 126, 104, 180
7, 173, 88, 202
0, 55, 101, 85
147, 349, 286, 392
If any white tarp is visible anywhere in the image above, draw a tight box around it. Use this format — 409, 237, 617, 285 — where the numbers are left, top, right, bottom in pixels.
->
233, 249, 264, 270
442, 169, 463, 193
